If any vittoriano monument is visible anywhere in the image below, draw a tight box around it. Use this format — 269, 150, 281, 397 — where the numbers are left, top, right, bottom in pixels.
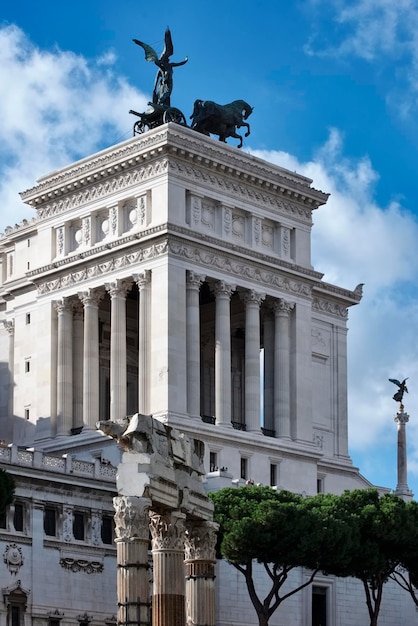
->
129, 28, 253, 148
389, 378, 413, 501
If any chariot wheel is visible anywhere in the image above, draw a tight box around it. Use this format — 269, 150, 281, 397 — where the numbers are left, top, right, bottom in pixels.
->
163, 108, 186, 126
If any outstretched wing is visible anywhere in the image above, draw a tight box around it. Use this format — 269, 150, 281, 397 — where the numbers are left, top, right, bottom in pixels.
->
389, 378, 402, 388
162, 28, 174, 58
133, 39, 159, 63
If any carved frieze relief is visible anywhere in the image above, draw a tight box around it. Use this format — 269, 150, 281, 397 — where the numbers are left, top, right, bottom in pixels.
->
312, 296, 348, 319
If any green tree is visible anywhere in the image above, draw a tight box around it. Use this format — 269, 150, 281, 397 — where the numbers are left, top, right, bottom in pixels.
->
320, 489, 409, 626
389, 499, 418, 607
209, 486, 350, 626
0, 468, 15, 513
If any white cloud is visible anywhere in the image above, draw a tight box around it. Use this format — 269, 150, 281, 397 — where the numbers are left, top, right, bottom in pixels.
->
0, 24, 148, 231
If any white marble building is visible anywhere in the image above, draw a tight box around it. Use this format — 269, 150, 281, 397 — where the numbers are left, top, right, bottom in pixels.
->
0, 123, 415, 625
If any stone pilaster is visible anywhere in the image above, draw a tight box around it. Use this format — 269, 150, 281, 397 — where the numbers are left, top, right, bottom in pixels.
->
114, 496, 152, 626
105, 279, 131, 422
273, 299, 294, 439
184, 521, 218, 626
149, 511, 186, 626
78, 288, 103, 429
186, 271, 205, 418
263, 311, 275, 434
2, 320, 14, 442
214, 281, 235, 427
54, 298, 73, 436
133, 271, 151, 415
242, 290, 265, 432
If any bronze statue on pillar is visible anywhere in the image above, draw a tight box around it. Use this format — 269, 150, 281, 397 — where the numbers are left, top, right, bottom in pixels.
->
389, 378, 413, 501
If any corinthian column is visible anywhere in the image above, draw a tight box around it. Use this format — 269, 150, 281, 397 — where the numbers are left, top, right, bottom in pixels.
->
105, 279, 131, 422
273, 299, 294, 439
133, 271, 151, 415
113, 496, 152, 626
72, 301, 84, 432
263, 311, 274, 434
54, 298, 73, 436
78, 288, 103, 429
242, 290, 265, 432
214, 281, 235, 427
149, 511, 186, 626
184, 521, 218, 626
394, 409, 413, 500
186, 272, 205, 417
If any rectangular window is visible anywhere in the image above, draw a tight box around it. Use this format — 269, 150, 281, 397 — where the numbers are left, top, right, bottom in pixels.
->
270, 463, 277, 487
11, 606, 20, 626
13, 503, 24, 532
240, 457, 248, 480
25, 313, 31, 325
317, 478, 324, 493
101, 515, 113, 545
24, 408, 30, 420
24, 360, 30, 373
312, 585, 327, 626
73, 512, 85, 540
209, 451, 218, 472
0, 507, 7, 529
44, 508, 57, 536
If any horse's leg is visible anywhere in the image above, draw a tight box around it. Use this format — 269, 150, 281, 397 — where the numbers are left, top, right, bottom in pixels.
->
229, 130, 243, 148
238, 121, 251, 137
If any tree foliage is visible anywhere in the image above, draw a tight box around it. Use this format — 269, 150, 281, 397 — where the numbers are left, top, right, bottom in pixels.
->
319, 489, 410, 626
0, 468, 15, 512
209, 486, 351, 626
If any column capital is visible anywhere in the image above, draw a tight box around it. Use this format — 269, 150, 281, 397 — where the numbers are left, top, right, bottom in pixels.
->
105, 278, 132, 299
184, 521, 219, 562
395, 409, 410, 425
78, 287, 104, 307
213, 280, 235, 298
241, 289, 266, 307
53, 297, 73, 315
149, 510, 186, 551
186, 270, 206, 290
2, 319, 14, 336
133, 270, 151, 290
113, 495, 151, 542
273, 298, 295, 316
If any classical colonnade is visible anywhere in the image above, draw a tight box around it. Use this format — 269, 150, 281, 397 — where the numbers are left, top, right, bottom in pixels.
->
114, 495, 218, 626
51, 269, 295, 437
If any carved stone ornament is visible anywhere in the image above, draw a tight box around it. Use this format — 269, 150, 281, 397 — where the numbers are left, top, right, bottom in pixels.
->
149, 511, 186, 551
184, 521, 218, 562
113, 496, 150, 542
59, 553, 103, 574
3, 543, 24, 574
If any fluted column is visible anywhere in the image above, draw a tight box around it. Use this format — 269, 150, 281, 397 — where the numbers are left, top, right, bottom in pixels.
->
72, 301, 84, 432
186, 272, 205, 417
133, 271, 151, 415
78, 288, 103, 429
105, 279, 131, 422
54, 298, 73, 436
214, 281, 235, 426
273, 299, 294, 439
149, 510, 186, 626
114, 496, 152, 626
263, 311, 274, 434
184, 521, 218, 626
242, 290, 265, 432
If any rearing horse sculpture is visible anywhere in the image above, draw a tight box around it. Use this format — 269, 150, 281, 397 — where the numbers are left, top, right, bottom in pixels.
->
190, 99, 253, 148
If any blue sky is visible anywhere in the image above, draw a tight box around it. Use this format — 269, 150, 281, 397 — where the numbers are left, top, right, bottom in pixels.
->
1, 0, 418, 496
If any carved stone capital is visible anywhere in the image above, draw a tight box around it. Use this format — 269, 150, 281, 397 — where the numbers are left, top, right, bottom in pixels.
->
53, 297, 73, 315
184, 521, 218, 562
2, 320, 14, 336
273, 298, 295, 316
105, 278, 132, 299
133, 270, 151, 290
213, 280, 235, 299
186, 270, 206, 290
241, 289, 265, 307
78, 287, 104, 308
149, 511, 186, 552
113, 496, 151, 542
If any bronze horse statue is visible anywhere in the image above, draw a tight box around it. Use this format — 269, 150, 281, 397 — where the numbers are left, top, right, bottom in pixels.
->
190, 99, 253, 148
